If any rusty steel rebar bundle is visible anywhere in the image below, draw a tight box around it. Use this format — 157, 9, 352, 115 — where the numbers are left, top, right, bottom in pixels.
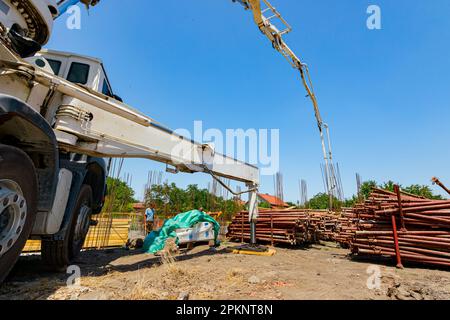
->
341, 186, 450, 268
227, 210, 340, 246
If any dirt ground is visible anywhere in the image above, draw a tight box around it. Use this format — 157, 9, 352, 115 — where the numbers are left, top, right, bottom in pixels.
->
1, 241, 450, 300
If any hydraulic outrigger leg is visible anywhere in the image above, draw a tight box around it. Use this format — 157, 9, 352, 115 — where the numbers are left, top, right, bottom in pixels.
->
207, 170, 270, 254
229, 188, 275, 256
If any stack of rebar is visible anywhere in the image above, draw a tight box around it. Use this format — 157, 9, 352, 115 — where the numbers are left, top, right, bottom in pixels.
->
227, 210, 307, 245
227, 210, 340, 246
346, 187, 450, 268
311, 211, 342, 241
334, 209, 358, 248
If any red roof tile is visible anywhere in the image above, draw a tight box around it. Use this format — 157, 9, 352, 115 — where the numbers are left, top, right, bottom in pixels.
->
258, 194, 289, 207
132, 202, 146, 210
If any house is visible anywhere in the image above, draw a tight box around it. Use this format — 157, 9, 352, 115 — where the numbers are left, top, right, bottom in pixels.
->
257, 193, 289, 209
132, 202, 146, 212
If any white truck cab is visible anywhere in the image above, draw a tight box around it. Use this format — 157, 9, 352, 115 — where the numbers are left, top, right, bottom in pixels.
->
31, 49, 115, 99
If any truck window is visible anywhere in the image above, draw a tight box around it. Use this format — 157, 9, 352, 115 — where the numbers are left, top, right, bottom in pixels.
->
102, 79, 113, 97
46, 59, 62, 75
0, 0, 10, 15
67, 62, 90, 85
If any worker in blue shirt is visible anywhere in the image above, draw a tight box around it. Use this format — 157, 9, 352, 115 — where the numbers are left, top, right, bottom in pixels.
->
145, 205, 155, 234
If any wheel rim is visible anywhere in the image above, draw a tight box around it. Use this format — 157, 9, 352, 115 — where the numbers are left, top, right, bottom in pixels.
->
0, 180, 27, 257
74, 203, 91, 244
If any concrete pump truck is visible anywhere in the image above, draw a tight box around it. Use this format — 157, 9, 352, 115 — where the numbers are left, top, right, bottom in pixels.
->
0, 0, 263, 283
0, 0, 334, 283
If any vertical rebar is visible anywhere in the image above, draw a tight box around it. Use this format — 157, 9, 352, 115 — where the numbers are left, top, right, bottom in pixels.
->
271, 214, 274, 246
394, 184, 407, 231
391, 214, 404, 269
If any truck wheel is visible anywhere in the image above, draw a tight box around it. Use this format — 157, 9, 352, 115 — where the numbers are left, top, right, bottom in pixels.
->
0, 144, 38, 284
41, 185, 93, 269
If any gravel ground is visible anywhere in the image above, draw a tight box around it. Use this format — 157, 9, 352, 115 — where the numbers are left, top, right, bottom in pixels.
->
1, 242, 450, 300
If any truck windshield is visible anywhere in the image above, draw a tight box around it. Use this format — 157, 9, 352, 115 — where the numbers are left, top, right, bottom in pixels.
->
102, 79, 113, 97
46, 59, 62, 75
67, 62, 90, 85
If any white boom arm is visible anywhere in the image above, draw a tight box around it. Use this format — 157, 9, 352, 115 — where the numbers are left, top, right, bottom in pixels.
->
0, 42, 260, 228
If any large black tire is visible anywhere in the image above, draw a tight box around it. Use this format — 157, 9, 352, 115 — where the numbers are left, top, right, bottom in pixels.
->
41, 185, 93, 270
0, 144, 38, 284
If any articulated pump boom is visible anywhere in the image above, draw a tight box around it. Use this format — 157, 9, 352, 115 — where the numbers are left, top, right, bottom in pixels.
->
0, 0, 337, 282
6, 0, 335, 208
236, 0, 338, 209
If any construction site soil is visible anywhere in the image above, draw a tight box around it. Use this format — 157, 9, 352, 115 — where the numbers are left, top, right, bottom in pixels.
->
1, 242, 450, 300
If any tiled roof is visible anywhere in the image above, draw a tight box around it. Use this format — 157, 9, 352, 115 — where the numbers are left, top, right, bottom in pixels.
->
258, 194, 289, 207
132, 202, 146, 210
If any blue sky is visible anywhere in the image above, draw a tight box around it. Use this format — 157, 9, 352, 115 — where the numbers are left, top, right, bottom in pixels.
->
48, 0, 450, 202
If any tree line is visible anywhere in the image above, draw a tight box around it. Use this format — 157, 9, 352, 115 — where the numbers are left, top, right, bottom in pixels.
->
303, 180, 445, 210
144, 183, 244, 220
103, 177, 137, 212
103, 177, 446, 215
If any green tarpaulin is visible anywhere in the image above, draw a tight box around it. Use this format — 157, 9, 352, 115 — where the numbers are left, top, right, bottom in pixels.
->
143, 210, 220, 254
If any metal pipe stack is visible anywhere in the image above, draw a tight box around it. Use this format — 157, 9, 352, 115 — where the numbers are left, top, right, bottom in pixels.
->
333, 209, 358, 247
227, 210, 340, 246
308, 211, 341, 241
345, 188, 450, 268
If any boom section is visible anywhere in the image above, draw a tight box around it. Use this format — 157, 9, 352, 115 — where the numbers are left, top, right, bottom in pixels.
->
0, 46, 259, 187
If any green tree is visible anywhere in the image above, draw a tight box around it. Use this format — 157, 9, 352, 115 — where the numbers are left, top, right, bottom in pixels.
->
379, 180, 399, 193
360, 180, 377, 200
343, 195, 359, 208
144, 182, 244, 220
105, 177, 136, 212
258, 201, 271, 209
307, 193, 341, 210
349, 180, 445, 206
403, 184, 444, 200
